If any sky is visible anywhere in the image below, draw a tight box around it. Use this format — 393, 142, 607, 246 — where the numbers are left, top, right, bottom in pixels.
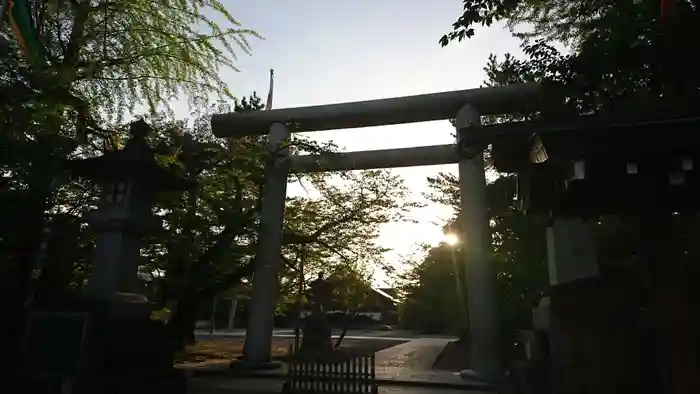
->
197, 0, 524, 285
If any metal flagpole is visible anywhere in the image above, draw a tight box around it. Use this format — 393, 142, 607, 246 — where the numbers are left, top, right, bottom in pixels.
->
266, 69, 274, 110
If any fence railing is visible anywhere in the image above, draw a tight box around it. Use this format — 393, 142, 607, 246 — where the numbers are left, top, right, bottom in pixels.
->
283, 346, 378, 394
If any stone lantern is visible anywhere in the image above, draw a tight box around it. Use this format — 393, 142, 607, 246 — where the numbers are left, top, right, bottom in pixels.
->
67, 119, 190, 303
299, 274, 333, 356
309, 273, 333, 313
16, 120, 191, 392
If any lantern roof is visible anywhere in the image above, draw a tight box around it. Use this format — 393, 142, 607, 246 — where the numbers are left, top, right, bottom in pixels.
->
65, 120, 191, 192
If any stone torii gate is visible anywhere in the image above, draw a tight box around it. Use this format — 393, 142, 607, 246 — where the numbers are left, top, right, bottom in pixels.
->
210, 83, 541, 381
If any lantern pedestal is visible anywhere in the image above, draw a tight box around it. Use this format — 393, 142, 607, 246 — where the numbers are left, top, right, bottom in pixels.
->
19, 295, 186, 394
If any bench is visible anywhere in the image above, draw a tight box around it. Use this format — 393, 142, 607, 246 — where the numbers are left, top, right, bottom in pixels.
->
283, 348, 378, 394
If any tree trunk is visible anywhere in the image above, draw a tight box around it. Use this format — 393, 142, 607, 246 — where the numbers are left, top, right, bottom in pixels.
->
166, 296, 199, 352
227, 298, 237, 331
34, 215, 79, 309
168, 137, 201, 353
208, 296, 218, 336
334, 311, 358, 349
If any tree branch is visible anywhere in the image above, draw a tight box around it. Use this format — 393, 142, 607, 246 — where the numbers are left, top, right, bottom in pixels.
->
282, 206, 366, 245
63, 0, 91, 67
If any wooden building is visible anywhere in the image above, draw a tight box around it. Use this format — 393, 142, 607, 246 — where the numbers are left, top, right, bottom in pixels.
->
482, 109, 700, 394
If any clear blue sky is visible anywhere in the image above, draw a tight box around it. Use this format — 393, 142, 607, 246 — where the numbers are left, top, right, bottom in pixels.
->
203, 0, 524, 285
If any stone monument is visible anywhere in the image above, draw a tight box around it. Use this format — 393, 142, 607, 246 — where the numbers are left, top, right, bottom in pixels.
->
16, 120, 191, 394
299, 273, 333, 357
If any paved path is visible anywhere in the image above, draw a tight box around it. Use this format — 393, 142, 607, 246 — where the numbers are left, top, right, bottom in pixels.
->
374, 338, 477, 387
185, 363, 482, 389
188, 377, 493, 394
375, 338, 449, 369
183, 338, 487, 390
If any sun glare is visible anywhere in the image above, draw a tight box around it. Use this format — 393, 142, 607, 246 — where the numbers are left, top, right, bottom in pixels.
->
444, 233, 459, 246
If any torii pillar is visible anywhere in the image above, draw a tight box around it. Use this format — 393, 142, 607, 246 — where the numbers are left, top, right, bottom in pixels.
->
455, 105, 500, 382
237, 122, 290, 369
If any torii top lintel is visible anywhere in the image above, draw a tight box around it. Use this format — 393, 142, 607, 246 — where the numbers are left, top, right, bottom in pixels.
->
211, 83, 541, 138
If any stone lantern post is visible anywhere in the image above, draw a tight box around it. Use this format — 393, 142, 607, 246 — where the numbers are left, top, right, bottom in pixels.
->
68, 119, 190, 304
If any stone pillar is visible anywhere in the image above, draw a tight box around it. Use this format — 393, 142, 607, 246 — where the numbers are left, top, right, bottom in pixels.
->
545, 219, 601, 393
83, 175, 153, 300
241, 122, 290, 366
86, 219, 144, 298
455, 104, 500, 381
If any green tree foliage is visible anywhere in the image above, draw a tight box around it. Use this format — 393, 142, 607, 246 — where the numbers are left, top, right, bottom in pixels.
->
1, 1, 417, 353
397, 243, 470, 335
283, 170, 418, 272
397, 171, 548, 340
399, 43, 550, 338
126, 92, 417, 348
325, 265, 374, 313
442, 0, 700, 263
443, 0, 700, 113
5, 0, 258, 137
0, 0, 259, 288
322, 266, 376, 348
425, 2, 700, 369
